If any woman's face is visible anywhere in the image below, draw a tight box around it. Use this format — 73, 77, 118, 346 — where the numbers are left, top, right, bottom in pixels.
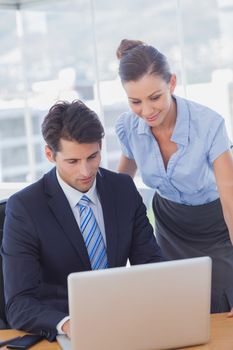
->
123, 73, 176, 128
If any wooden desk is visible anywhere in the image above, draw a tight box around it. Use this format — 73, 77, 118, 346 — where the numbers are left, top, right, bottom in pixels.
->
0, 313, 232, 349
180, 313, 233, 349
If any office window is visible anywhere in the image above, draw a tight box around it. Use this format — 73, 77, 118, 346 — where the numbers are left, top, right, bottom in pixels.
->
0, 0, 232, 185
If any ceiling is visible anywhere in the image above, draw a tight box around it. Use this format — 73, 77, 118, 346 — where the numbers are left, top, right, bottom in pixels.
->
0, 0, 84, 11
0, 0, 53, 9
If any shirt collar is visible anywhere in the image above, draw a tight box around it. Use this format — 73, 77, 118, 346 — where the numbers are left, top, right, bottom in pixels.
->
137, 117, 151, 135
136, 95, 190, 146
56, 170, 98, 209
171, 95, 189, 146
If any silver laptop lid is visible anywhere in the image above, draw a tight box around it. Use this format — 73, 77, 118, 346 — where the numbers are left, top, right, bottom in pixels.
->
68, 257, 211, 350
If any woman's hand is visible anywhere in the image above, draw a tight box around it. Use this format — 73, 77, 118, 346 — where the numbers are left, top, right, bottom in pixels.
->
117, 154, 137, 178
228, 308, 233, 317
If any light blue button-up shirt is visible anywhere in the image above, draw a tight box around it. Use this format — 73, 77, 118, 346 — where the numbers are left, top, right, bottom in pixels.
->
116, 95, 231, 205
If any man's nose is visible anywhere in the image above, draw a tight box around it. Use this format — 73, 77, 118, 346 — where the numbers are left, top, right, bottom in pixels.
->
79, 162, 91, 177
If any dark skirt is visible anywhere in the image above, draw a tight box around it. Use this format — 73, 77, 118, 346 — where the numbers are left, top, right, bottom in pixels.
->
153, 192, 233, 313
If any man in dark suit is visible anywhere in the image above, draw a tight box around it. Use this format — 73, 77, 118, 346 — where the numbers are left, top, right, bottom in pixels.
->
1, 100, 164, 341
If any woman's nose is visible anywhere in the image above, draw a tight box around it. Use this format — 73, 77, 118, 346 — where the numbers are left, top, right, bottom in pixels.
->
141, 103, 154, 117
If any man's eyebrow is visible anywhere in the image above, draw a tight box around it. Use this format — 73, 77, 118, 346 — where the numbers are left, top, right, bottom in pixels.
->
63, 150, 100, 161
87, 151, 99, 158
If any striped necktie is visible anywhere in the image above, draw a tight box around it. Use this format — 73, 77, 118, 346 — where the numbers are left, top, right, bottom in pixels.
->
78, 195, 108, 270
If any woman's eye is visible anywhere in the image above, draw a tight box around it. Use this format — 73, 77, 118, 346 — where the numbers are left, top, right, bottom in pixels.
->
151, 95, 161, 101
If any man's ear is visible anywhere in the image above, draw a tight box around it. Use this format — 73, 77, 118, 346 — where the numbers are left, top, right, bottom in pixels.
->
45, 145, 56, 163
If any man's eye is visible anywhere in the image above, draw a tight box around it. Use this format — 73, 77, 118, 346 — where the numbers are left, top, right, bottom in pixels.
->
131, 101, 141, 105
89, 154, 97, 159
68, 160, 77, 164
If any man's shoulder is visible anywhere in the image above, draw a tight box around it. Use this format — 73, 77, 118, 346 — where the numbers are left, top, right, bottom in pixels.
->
7, 168, 55, 204
99, 167, 133, 182
98, 168, 136, 192
6, 184, 41, 214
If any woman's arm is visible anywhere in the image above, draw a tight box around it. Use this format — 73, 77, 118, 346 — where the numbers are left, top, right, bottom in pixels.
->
213, 149, 233, 244
213, 149, 233, 317
117, 154, 138, 178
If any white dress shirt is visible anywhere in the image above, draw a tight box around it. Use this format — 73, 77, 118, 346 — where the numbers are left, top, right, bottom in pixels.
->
56, 170, 106, 333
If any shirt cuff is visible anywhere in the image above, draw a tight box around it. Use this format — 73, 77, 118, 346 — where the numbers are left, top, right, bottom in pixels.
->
56, 316, 70, 334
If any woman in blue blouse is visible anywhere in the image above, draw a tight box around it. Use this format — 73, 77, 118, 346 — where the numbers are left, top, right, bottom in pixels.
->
115, 39, 233, 315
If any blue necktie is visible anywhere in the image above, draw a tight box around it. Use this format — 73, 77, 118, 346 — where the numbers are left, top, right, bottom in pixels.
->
78, 195, 108, 270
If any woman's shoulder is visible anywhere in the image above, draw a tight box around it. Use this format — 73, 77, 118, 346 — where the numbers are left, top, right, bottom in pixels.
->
175, 96, 224, 136
180, 97, 228, 146
116, 110, 139, 125
115, 110, 140, 135
184, 97, 223, 124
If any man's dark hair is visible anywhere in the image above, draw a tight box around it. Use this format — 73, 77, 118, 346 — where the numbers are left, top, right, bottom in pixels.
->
41, 100, 105, 153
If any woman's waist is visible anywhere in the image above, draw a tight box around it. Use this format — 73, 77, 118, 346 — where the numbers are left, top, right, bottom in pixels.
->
142, 172, 218, 206
153, 192, 229, 242
154, 187, 219, 206
153, 191, 225, 230
156, 191, 219, 207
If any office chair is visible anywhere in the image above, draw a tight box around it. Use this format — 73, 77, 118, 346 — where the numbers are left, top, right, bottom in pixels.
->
0, 199, 8, 328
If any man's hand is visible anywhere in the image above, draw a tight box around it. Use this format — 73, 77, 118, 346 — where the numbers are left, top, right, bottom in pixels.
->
227, 308, 233, 317
62, 320, 71, 338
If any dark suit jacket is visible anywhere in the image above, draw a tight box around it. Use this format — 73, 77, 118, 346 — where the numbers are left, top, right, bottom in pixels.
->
1, 167, 164, 340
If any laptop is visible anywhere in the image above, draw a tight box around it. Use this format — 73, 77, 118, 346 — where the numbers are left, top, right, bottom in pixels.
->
57, 256, 211, 350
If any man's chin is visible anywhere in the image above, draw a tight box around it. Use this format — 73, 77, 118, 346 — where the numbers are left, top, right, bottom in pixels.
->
76, 179, 94, 193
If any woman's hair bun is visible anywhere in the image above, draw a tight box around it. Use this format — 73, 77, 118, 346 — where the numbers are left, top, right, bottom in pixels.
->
116, 39, 145, 59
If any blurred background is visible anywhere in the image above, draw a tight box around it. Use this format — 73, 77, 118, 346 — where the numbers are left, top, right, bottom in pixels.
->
0, 0, 232, 201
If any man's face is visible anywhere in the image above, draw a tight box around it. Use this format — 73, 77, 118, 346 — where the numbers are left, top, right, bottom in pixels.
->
45, 138, 101, 193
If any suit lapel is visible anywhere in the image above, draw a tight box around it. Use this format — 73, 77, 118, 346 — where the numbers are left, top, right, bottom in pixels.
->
97, 170, 118, 267
44, 169, 91, 269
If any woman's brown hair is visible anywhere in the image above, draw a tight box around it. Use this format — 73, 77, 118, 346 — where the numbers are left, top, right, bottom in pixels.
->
116, 39, 171, 83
